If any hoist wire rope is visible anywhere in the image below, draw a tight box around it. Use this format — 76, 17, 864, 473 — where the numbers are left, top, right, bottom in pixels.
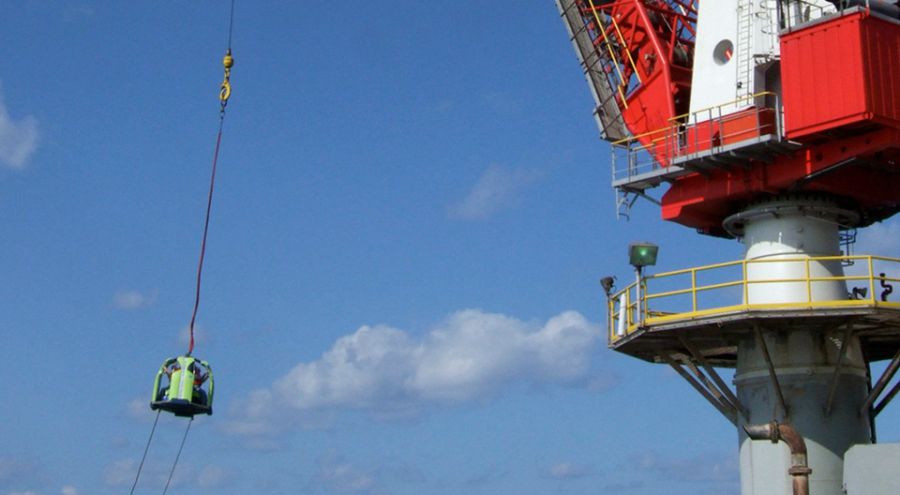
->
187, 117, 224, 357
129, 410, 161, 495
161, 418, 194, 495
227, 0, 236, 49
187, 0, 236, 356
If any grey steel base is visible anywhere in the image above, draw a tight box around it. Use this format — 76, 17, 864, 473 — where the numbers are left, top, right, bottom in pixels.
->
736, 330, 872, 495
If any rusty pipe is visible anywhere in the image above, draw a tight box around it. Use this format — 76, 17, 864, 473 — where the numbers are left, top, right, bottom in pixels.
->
744, 422, 811, 495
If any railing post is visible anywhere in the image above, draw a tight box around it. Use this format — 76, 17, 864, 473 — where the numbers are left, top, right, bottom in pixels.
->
635, 268, 642, 327
775, 93, 783, 139
806, 258, 812, 303
626, 285, 633, 333
743, 259, 749, 306
755, 93, 761, 136
629, 143, 637, 179
869, 256, 877, 304
611, 145, 617, 183
692, 268, 698, 312
608, 295, 615, 343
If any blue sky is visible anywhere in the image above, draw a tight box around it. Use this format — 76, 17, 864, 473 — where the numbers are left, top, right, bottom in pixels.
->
1, 2, 898, 495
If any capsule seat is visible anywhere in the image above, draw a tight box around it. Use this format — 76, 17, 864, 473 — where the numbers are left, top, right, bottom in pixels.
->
150, 356, 214, 417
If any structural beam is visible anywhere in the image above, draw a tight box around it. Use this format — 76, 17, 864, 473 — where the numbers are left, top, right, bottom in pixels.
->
679, 335, 747, 419
860, 346, 900, 415
754, 325, 789, 420
662, 353, 737, 425
824, 323, 854, 417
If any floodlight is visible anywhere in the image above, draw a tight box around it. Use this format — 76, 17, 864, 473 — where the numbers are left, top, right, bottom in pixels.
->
629, 242, 659, 269
600, 276, 616, 296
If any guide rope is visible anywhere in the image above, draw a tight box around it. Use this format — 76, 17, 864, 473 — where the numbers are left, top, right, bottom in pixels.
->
129, 411, 161, 495
161, 418, 194, 495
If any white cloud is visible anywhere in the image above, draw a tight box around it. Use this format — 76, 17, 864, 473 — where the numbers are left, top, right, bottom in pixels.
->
125, 397, 158, 422
634, 451, 738, 484
60, 486, 78, 495
113, 289, 158, 310
448, 164, 541, 220
858, 218, 900, 257
847, 218, 900, 293
105, 459, 136, 487
8, 491, 40, 495
0, 85, 39, 169
105, 458, 207, 490
314, 452, 375, 493
113, 290, 159, 310
224, 310, 600, 435
62, 5, 95, 22
0, 456, 29, 481
545, 462, 594, 480
197, 465, 228, 488
178, 324, 211, 349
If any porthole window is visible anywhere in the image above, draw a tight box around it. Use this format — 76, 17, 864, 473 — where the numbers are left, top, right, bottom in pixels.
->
713, 39, 734, 65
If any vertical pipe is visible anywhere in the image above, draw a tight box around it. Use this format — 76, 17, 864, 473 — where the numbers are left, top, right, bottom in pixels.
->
744, 422, 811, 495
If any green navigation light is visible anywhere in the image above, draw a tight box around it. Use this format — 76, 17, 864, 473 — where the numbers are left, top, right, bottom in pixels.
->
629, 242, 659, 268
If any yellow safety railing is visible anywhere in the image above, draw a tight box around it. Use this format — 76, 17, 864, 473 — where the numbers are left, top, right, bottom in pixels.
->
610, 91, 781, 183
607, 255, 900, 345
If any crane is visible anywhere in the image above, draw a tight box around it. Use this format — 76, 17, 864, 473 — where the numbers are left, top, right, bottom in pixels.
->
556, 1, 900, 494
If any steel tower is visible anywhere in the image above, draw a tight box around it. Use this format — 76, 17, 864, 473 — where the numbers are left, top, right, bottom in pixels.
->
556, 1, 900, 493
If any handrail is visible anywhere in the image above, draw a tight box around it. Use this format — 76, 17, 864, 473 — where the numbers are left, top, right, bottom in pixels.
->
612, 91, 777, 147
608, 255, 900, 344
668, 91, 777, 124
610, 90, 783, 187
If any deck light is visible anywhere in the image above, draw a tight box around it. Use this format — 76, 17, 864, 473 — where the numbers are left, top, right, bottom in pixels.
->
601, 276, 616, 296
629, 242, 659, 269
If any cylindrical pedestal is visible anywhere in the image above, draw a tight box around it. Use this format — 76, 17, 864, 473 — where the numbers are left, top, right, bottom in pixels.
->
725, 197, 871, 495
736, 330, 871, 495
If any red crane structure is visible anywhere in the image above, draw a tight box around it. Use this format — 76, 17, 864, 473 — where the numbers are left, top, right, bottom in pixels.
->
557, 1, 900, 494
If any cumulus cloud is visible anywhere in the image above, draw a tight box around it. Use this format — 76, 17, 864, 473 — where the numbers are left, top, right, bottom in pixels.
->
105, 458, 221, 490
448, 164, 541, 220
178, 324, 211, 348
0, 456, 31, 482
223, 310, 601, 436
60, 486, 78, 495
858, 218, 900, 256
105, 459, 137, 487
847, 217, 900, 286
0, 85, 39, 169
313, 452, 375, 493
197, 465, 228, 488
113, 289, 158, 310
544, 462, 594, 480
634, 451, 738, 484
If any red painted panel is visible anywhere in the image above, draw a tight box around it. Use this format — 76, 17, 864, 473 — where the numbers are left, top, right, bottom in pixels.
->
660, 128, 900, 236
863, 14, 900, 128
781, 12, 900, 139
682, 108, 776, 155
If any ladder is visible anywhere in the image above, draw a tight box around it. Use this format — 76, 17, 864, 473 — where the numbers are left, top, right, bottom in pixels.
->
735, 0, 755, 100
556, 0, 629, 141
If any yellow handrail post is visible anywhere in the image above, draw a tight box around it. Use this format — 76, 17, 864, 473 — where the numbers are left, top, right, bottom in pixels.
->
869, 256, 877, 304
691, 268, 698, 312
805, 258, 812, 303
743, 259, 749, 304
625, 286, 632, 334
